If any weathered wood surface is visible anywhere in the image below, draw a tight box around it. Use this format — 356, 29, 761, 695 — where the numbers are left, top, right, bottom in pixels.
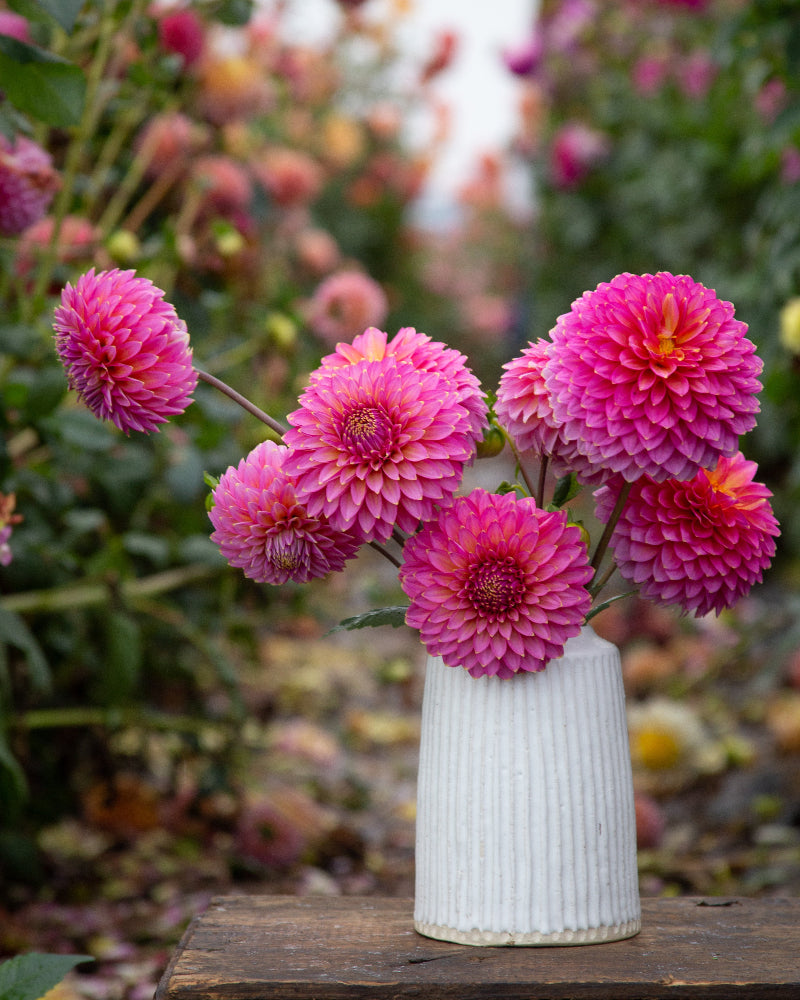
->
156, 895, 800, 999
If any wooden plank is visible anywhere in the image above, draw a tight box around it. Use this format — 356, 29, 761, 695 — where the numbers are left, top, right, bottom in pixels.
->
156, 895, 800, 1000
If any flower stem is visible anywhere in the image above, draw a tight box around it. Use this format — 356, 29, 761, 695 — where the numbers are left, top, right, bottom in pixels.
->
369, 539, 403, 569
536, 455, 549, 509
590, 479, 632, 576
589, 558, 617, 599
195, 368, 287, 438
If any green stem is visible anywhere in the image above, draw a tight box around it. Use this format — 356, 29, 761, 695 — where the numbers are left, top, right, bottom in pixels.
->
369, 540, 402, 569
195, 368, 287, 437
589, 558, 618, 599
536, 455, 549, 509
590, 480, 632, 576
15, 705, 232, 737
0, 564, 219, 615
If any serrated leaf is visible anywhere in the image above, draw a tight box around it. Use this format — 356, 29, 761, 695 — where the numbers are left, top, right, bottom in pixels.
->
0, 43, 86, 127
0, 607, 51, 694
0, 952, 93, 1000
329, 606, 409, 633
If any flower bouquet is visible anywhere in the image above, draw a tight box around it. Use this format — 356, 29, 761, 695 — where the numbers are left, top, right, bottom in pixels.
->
53, 266, 779, 944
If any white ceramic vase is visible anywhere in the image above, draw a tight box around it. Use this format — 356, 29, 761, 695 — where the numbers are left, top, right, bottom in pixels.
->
414, 625, 641, 946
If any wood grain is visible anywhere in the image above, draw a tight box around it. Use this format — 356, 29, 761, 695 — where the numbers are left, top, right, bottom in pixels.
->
156, 895, 800, 999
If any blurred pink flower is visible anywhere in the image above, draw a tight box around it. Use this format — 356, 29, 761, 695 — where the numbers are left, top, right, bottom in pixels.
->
632, 55, 669, 97
0, 11, 30, 41
157, 8, 205, 66
755, 78, 787, 123
283, 356, 475, 543
635, 793, 666, 849
0, 135, 60, 236
251, 146, 324, 207
190, 154, 253, 216
294, 227, 340, 275
549, 122, 609, 189
233, 794, 305, 871
319, 325, 488, 445
546, 0, 595, 53
545, 272, 763, 482
305, 271, 388, 345
16, 214, 100, 280
399, 489, 593, 678
54, 268, 197, 434
503, 30, 543, 76
781, 147, 800, 185
676, 50, 716, 99
209, 440, 361, 584
136, 111, 207, 178
595, 452, 779, 617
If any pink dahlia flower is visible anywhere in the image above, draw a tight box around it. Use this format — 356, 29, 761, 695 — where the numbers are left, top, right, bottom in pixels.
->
545, 272, 763, 482
209, 441, 360, 585
0, 135, 61, 236
319, 325, 488, 445
53, 268, 197, 434
283, 356, 475, 543
305, 271, 388, 345
595, 452, 779, 617
399, 489, 593, 678
495, 339, 606, 483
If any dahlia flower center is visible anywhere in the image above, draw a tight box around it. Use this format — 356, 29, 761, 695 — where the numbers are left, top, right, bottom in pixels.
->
341, 405, 393, 458
266, 533, 308, 573
466, 559, 526, 617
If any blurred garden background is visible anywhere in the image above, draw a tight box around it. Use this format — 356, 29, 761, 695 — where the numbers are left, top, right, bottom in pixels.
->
2, 0, 800, 996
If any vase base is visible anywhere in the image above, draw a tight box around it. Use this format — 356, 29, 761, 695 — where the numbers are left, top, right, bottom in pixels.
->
413, 916, 642, 947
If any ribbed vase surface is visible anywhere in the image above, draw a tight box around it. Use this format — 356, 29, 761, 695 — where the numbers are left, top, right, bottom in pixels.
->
414, 626, 641, 946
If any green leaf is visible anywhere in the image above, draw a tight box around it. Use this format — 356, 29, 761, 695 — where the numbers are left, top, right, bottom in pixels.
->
585, 591, 637, 623
7, 0, 85, 33
551, 473, 582, 509
96, 610, 142, 706
0, 953, 94, 1000
34, 0, 85, 32
0, 40, 86, 127
213, 0, 255, 26
329, 606, 409, 633
495, 480, 527, 497
0, 607, 51, 694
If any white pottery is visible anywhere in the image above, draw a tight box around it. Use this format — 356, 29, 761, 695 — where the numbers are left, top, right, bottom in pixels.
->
414, 625, 641, 946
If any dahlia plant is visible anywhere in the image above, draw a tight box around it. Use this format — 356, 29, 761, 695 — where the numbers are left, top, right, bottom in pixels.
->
53, 267, 779, 680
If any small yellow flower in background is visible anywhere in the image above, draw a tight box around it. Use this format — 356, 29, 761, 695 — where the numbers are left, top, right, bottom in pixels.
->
628, 697, 725, 791
322, 114, 365, 170
779, 297, 800, 353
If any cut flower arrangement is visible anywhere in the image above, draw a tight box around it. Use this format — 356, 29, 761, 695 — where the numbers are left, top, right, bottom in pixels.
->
52, 266, 780, 679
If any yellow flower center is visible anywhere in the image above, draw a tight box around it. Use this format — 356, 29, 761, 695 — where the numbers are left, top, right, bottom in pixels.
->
634, 728, 682, 770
